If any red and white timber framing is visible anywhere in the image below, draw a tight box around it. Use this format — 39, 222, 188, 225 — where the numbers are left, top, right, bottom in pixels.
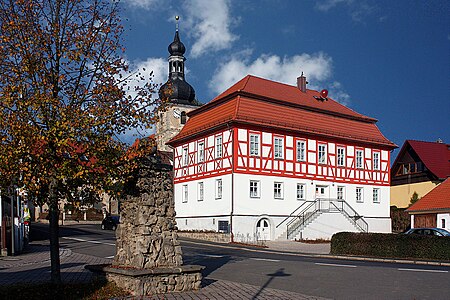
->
173, 127, 390, 186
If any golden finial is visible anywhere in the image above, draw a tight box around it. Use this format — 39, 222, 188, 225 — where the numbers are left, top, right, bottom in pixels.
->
175, 15, 180, 31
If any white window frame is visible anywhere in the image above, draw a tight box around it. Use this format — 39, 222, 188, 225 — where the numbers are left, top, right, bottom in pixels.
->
337, 147, 345, 167
198, 142, 204, 163
182, 185, 188, 203
215, 179, 222, 199
274, 137, 284, 159
198, 182, 204, 201
249, 134, 260, 156
373, 152, 380, 170
249, 180, 260, 198
356, 187, 363, 203
337, 186, 344, 200
296, 183, 305, 200
356, 150, 363, 169
318, 144, 327, 164
216, 136, 223, 158
296, 140, 306, 162
182, 147, 188, 167
373, 188, 379, 203
274, 182, 283, 199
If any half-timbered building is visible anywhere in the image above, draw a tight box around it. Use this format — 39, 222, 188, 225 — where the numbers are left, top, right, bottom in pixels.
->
167, 74, 397, 241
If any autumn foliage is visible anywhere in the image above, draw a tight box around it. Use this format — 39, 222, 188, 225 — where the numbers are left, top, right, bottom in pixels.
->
0, 0, 167, 283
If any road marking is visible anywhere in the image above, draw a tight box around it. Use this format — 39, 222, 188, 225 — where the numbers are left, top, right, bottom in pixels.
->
250, 258, 280, 262
398, 268, 448, 273
198, 254, 224, 258
315, 262, 357, 268
105, 255, 115, 259
62, 236, 115, 246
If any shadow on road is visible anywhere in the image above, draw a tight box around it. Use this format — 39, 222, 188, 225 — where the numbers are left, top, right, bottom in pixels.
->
252, 268, 291, 299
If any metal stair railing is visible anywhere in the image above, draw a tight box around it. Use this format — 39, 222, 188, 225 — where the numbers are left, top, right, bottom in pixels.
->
279, 198, 368, 240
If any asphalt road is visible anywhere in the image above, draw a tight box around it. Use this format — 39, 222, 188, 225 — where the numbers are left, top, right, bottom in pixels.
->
31, 223, 450, 300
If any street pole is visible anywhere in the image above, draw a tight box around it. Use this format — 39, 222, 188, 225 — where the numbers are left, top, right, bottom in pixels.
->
11, 190, 14, 255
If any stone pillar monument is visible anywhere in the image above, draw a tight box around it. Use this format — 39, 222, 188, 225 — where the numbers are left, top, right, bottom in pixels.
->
86, 156, 203, 296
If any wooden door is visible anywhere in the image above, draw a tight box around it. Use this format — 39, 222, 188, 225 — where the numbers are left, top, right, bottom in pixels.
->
414, 214, 436, 228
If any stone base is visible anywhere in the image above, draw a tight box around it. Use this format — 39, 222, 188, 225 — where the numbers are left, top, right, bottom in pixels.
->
86, 264, 204, 296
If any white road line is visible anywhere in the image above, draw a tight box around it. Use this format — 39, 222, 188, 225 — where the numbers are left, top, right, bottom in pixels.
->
105, 255, 115, 259
62, 236, 115, 246
250, 258, 280, 262
198, 254, 224, 258
398, 268, 448, 273
315, 262, 357, 268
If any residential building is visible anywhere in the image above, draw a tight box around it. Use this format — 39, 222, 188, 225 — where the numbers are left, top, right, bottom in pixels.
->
390, 140, 450, 208
167, 74, 397, 241
406, 177, 450, 230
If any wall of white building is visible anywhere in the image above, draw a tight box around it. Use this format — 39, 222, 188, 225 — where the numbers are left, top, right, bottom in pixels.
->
437, 213, 450, 230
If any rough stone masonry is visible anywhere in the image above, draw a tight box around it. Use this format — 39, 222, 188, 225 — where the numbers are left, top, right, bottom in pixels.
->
87, 156, 203, 296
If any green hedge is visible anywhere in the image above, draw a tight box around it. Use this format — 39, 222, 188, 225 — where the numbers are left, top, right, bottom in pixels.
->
331, 232, 450, 261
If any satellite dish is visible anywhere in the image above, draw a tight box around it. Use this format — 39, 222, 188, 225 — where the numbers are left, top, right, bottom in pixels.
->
320, 89, 328, 98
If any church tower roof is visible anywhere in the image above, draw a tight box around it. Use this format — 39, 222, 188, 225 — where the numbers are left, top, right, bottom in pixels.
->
159, 16, 201, 106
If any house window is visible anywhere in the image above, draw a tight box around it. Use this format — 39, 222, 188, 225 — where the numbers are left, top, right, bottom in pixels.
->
373, 152, 380, 170
296, 140, 306, 162
318, 144, 327, 164
182, 185, 188, 203
250, 180, 260, 198
198, 182, 204, 201
215, 179, 222, 199
356, 187, 363, 203
274, 182, 283, 199
442, 219, 446, 229
216, 136, 222, 158
218, 220, 229, 233
182, 147, 188, 166
198, 142, 204, 163
337, 186, 344, 200
296, 183, 305, 200
250, 134, 260, 156
373, 188, 379, 203
356, 150, 363, 169
337, 147, 345, 167
395, 162, 424, 176
274, 137, 284, 159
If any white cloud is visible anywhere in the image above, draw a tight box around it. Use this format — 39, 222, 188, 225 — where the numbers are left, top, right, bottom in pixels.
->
183, 0, 238, 58
128, 57, 168, 87
210, 52, 351, 105
315, 0, 353, 12
315, 0, 376, 22
123, 0, 160, 10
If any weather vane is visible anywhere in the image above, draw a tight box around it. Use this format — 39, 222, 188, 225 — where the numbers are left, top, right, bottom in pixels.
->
175, 15, 179, 31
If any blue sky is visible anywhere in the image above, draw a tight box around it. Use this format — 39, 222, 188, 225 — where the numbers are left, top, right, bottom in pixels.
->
119, 0, 449, 158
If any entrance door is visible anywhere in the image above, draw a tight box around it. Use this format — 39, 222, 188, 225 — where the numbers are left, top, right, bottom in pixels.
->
256, 219, 270, 241
315, 185, 329, 210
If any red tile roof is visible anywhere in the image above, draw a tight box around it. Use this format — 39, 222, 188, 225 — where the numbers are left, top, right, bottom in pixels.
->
407, 178, 450, 212
404, 140, 450, 180
168, 75, 396, 149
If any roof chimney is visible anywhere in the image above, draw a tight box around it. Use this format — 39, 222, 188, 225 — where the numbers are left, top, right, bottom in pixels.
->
297, 72, 307, 93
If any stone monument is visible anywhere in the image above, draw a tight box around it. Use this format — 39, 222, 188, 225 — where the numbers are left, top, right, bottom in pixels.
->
86, 155, 203, 296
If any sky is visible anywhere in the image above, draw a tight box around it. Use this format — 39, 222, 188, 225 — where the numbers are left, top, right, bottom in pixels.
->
119, 0, 450, 159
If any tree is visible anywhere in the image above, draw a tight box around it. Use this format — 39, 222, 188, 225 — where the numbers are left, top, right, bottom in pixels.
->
0, 0, 166, 283
409, 192, 420, 206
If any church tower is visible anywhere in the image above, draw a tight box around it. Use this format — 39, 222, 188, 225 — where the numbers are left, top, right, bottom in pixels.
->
156, 17, 202, 152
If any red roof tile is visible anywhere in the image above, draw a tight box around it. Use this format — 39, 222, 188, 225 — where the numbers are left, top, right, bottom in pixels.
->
406, 140, 450, 179
168, 75, 396, 149
407, 178, 450, 212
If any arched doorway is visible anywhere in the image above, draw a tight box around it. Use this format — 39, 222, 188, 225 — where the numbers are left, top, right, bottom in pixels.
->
256, 218, 270, 241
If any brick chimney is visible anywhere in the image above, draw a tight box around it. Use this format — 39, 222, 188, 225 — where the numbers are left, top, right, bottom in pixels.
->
297, 72, 307, 93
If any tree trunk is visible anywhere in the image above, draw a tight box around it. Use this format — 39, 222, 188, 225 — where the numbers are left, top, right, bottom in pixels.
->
49, 179, 61, 284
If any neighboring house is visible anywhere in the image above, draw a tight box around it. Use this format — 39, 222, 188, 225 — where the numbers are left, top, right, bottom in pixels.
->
406, 178, 450, 230
167, 74, 397, 241
390, 140, 450, 208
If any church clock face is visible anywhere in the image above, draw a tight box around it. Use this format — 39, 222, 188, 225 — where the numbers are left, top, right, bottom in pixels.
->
173, 109, 181, 119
